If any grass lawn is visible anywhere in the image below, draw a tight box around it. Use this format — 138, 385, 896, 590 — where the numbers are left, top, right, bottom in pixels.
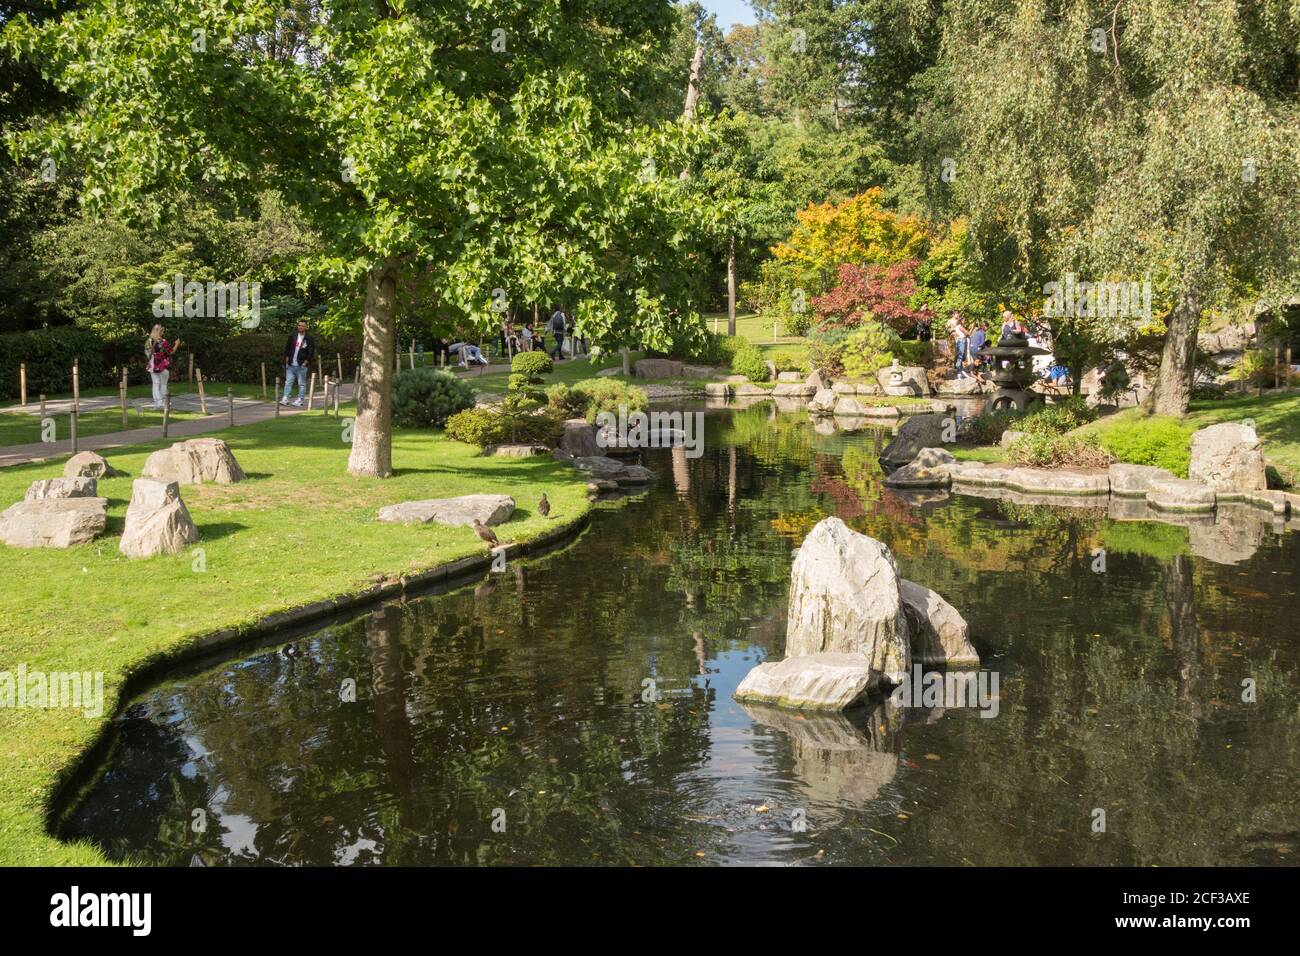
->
708, 310, 808, 358
0, 406, 210, 447
0, 409, 593, 865
1, 381, 271, 411
462, 351, 656, 393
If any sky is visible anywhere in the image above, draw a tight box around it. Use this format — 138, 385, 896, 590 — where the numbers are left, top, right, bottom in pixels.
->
700, 0, 757, 31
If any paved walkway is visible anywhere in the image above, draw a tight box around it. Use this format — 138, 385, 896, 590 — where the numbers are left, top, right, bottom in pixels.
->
0, 384, 356, 469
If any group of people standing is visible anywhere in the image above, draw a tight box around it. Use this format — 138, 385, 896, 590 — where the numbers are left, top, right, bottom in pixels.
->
944, 309, 1036, 384
499, 307, 585, 360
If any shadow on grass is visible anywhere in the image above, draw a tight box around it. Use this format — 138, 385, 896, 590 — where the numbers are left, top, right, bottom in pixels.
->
195, 521, 250, 542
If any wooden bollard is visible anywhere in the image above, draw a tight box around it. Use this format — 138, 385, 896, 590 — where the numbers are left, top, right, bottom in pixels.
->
19, 363, 26, 406
333, 378, 340, 417
228, 388, 235, 427
409, 341, 415, 370
336, 353, 343, 379
119, 380, 128, 429
187, 352, 194, 385
261, 362, 267, 399
317, 354, 324, 388
70, 409, 78, 453
72, 359, 80, 412
196, 368, 208, 414
274, 377, 281, 416
162, 395, 171, 437
307, 372, 316, 411
39, 394, 46, 421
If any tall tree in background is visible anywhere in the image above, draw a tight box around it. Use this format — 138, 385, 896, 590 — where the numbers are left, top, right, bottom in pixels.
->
916, 0, 1300, 415
5, 0, 704, 477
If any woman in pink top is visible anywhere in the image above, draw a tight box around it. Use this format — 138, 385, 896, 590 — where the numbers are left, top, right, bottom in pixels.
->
145, 324, 181, 409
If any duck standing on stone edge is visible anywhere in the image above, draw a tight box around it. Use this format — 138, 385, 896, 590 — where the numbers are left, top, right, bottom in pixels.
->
471, 518, 499, 550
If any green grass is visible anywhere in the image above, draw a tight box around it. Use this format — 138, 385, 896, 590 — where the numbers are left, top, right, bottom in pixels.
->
0, 409, 593, 865
0, 406, 211, 447
462, 352, 641, 393
2, 381, 270, 410
952, 445, 1008, 463
1074, 391, 1300, 485
708, 310, 808, 358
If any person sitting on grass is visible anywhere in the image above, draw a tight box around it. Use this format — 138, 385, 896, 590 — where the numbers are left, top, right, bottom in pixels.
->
281, 319, 314, 407
450, 341, 488, 367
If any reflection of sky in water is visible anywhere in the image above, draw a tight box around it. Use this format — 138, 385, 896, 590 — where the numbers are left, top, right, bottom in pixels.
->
60, 408, 1300, 866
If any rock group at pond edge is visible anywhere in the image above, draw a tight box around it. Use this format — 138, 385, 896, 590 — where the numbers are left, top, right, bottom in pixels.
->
734, 517, 978, 711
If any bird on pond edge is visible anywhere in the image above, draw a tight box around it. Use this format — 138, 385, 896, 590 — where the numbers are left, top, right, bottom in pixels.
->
471, 518, 500, 549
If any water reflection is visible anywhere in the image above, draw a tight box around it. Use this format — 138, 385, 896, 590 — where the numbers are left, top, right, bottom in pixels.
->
61, 406, 1300, 866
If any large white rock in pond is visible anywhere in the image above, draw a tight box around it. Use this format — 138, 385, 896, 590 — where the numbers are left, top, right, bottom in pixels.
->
1188, 422, 1267, 492
119, 478, 199, 558
807, 388, 837, 414
884, 447, 955, 489
143, 438, 245, 485
734, 653, 882, 710
63, 450, 122, 480
784, 517, 910, 682
0, 497, 107, 548
880, 412, 950, 467
378, 494, 515, 527
899, 579, 979, 667
25, 477, 97, 500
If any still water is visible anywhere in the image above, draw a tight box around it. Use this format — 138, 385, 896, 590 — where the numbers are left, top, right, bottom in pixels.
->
61, 405, 1300, 865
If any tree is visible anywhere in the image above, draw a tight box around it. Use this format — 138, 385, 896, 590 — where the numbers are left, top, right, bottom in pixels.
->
4, 0, 705, 476
913, 0, 1300, 415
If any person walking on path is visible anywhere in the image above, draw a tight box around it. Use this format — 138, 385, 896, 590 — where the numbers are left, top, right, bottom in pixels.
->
281, 319, 315, 407
548, 307, 567, 360
145, 324, 181, 409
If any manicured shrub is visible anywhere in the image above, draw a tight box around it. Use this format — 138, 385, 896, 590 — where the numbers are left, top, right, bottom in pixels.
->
544, 383, 588, 419
571, 377, 649, 422
731, 343, 770, 382
962, 408, 1022, 445
1007, 432, 1114, 469
1093, 415, 1194, 476
445, 401, 564, 448
838, 322, 899, 381
392, 367, 476, 427
511, 351, 553, 380
769, 347, 810, 374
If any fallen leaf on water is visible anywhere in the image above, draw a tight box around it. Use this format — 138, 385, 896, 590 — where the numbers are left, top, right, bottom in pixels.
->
897, 813, 910, 820
755, 805, 770, 814
924, 753, 941, 761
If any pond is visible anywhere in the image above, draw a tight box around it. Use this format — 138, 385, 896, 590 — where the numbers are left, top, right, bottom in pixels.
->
60, 404, 1300, 866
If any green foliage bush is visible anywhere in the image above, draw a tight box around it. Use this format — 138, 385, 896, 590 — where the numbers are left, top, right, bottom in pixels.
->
392, 367, 475, 427
769, 347, 810, 374
894, 340, 933, 367
0, 326, 114, 400
1094, 415, 1194, 476
510, 351, 553, 380
962, 408, 1022, 445
690, 333, 748, 368
445, 401, 565, 448
1007, 432, 1115, 469
838, 322, 899, 381
731, 343, 770, 382
544, 383, 588, 419
571, 377, 649, 422
1019, 396, 1098, 435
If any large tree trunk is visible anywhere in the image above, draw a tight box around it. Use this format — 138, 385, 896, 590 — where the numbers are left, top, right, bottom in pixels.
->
348, 259, 399, 478
1149, 286, 1201, 416
683, 44, 704, 121
727, 235, 737, 336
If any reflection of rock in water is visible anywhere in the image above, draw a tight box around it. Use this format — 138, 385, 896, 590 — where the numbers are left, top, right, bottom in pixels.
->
1188, 505, 1271, 566
742, 698, 924, 804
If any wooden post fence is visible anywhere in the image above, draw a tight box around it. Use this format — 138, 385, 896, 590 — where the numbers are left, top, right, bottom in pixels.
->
307, 372, 317, 411
333, 378, 341, 417
228, 388, 235, 427
162, 395, 171, 438
69, 409, 77, 453
119, 379, 128, 429
196, 368, 208, 414
187, 352, 194, 385
261, 362, 268, 399
39, 394, 46, 421
72, 359, 80, 412
19, 363, 26, 406
274, 377, 281, 417
409, 341, 415, 370
336, 353, 343, 380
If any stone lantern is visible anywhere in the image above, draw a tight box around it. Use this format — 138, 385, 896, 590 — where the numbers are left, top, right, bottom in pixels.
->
978, 341, 1051, 412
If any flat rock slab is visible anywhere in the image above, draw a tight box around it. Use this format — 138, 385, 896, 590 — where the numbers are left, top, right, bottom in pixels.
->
885, 448, 956, 489
935, 377, 984, 395
377, 494, 515, 527
734, 653, 882, 711
633, 358, 683, 379
487, 443, 549, 457
772, 383, 816, 397
1006, 467, 1109, 496
703, 383, 731, 398
1108, 463, 1175, 497
26, 477, 97, 500
1147, 477, 1217, 512
143, 438, 246, 485
119, 478, 199, 558
950, 462, 1014, 487
0, 496, 107, 548
733, 384, 770, 397
572, 455, 626, 479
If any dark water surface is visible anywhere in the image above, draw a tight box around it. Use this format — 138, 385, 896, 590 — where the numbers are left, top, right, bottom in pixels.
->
61, 406, 1300, 865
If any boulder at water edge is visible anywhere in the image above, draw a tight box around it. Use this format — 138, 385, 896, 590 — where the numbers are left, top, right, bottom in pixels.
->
807, 388, 837, 414
880, 413, 950, 467
884, 447, 956, 489
63, 450, 121, 480
25, 477, 97, 500
633, 358, 683, 379
899, 579, 979, 666
559, 419, 599, 458
0, 496, 107, 548
378, 494, 515, 527
143, 438, 246, 485
119, 478, 199, 558
1188, 422, 1267, 492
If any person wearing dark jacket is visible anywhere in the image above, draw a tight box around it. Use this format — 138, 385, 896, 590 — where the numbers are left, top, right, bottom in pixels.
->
281, 320, 315, 406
